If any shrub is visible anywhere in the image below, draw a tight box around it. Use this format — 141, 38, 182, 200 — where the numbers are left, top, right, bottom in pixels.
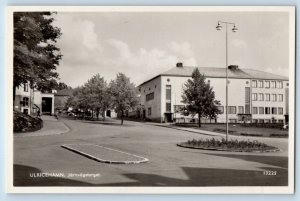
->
13, 111, 43, 133
181, 138, 278, 152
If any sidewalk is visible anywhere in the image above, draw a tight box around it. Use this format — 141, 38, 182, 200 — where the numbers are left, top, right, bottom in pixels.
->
146, 122, 225, 137
14, 115, 70, 137
147, 122, 289, 141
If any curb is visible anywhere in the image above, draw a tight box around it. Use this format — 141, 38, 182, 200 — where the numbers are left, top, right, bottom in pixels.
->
61, 144, 149, 164
177, 143, 281, 153
14, 121, 71, 138
150, 124, 218, 137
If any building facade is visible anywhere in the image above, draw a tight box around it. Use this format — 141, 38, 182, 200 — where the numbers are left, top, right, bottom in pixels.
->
138, 63, 289, 124
14, 82, 55, 116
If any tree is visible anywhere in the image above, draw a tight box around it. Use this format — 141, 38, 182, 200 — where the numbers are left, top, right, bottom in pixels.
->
109, 73, 139, 125
84, 74, 111, 121
181, 68, 221, 127
57, 82, 71, 90
13, 12, 62, 98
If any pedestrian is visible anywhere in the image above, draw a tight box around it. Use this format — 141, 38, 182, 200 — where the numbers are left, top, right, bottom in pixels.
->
37, 109, 41, 117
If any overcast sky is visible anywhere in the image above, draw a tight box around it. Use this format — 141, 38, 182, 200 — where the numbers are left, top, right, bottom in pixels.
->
53, 11, 290, 88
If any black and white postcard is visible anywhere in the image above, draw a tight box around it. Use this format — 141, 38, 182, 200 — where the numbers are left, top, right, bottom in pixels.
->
6, 6, 295, 194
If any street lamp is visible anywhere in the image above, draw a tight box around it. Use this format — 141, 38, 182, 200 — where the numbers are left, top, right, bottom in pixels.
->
216, 20, 238, 142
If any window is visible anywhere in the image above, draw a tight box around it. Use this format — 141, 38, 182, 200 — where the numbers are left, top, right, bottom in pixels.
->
259, 107, 264, 114
265, 107, 270, 114
229, 119, 237, 123
166, 85, 171, 100
278, 94, 283, 102
238, 106, 244, 114
278, 120, 284, 123
148, 107, 151, 116
146, 92, 154, 101
166, 103, 171, 112
265, 81, 270, 88
265, 119, 271, 123
24, 83, 28, 92
22, 97, 29, 107
217, 106, 224, 114
272, 107, 277, 115
258, 93, 264, 101
271, 81, 276, 88
258, 80, 264, 88
271, 94, 277, 101
252, 80, 257, 88
228, 106, 236, 114
265, 93, 270, 101
252, 119, 258, 123
252, 107, 258, 114
252, 93, 257, 101
277, 81, 283, 88
278, 107, 283, 115
266, 119, 273, 123
23, 109, 28, 115
258, 119, 264, 123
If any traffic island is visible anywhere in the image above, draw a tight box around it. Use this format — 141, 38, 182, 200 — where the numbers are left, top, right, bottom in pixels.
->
61, 144, 149, 164
177, 138, 280, 153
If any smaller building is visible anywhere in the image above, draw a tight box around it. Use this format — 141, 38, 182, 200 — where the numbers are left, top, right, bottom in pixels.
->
54, 88, 74, 110
14, 82, 55, 116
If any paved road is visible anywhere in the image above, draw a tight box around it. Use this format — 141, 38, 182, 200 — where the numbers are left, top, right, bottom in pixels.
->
14, 118, 289, 186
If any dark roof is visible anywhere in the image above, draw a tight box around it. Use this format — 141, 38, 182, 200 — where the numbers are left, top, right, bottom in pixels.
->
55, 88, 73, 96
139, 66, 288, 86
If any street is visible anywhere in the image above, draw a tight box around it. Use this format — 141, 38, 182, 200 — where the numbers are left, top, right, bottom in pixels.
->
13, 117, 289, 186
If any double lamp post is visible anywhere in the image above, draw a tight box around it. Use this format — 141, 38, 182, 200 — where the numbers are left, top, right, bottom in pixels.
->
216, 21, 238, 142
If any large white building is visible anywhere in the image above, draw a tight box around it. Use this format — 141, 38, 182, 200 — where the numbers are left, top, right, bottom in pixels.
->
138, 63, 289, 124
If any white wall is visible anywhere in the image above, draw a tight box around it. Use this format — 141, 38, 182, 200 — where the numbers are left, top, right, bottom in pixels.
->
251, 80, 288, 122
139, 76, 162, 121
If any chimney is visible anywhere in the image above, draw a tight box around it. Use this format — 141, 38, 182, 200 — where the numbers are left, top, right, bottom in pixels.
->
228, 65, 238, 70
176, 62, 183, 68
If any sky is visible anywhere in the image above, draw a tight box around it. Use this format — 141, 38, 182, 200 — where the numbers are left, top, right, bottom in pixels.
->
52, 11, 290, 88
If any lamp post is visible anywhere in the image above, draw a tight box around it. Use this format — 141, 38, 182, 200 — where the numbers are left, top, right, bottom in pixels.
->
216, 21, 238, 142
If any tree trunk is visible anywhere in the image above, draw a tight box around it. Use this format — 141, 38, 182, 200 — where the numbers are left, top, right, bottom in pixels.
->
102, 111, 105, 121
121, 110, 124, 125
198, 112, 201, 127
96, 110, 99, 121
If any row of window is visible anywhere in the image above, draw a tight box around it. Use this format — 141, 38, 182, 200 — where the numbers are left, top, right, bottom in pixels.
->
252, 119, 284, 123
252, 80, 284, 88
217, 106, 284, 115
217, 106, 243, 114
252, 107, 283, 115
146, 92, 155, 101
252, 93, 283, 102
229, 119, 284, 123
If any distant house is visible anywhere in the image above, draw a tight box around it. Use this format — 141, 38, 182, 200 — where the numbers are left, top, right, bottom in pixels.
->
138, 63, 289, 124
54, 88, 73, 110
14, 82, 55, 116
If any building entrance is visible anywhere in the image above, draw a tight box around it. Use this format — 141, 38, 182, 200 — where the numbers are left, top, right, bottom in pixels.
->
164, 113, 173, 122
42, 97, 52, 115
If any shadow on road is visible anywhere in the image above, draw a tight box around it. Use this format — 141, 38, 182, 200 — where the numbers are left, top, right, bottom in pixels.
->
14, 164, 93, 186
203, 153, 288, 169
14, 164, 287, 186
97, 166, 287, 186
